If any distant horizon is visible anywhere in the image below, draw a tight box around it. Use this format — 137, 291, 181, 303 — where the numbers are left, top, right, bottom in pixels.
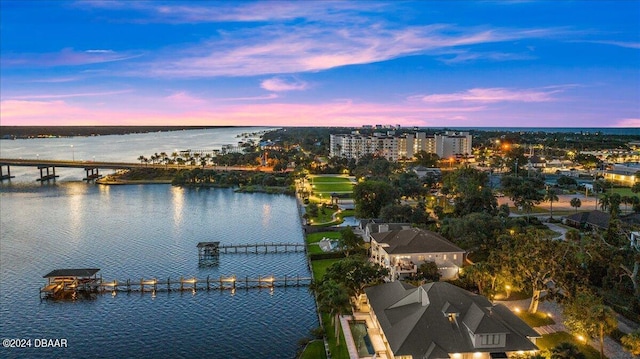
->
1, 1, 638, 127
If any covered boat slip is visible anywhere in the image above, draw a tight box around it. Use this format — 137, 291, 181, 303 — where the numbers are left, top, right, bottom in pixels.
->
40, 268, 101, 300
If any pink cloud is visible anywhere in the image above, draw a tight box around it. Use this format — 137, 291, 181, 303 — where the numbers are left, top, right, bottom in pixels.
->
1, 95, 623, 128
3, 48, 141, 68
417, 87, 568, 103
164, 91, 207, 106
613, 118, 640, 127
260, 77, 308, 92
141, 25, 563, 78
8, 89, 133, 100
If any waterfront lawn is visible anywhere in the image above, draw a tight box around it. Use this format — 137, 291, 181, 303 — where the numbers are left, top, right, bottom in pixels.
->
299, 340, 327, 359
306, 231, 343, 255
307, 232, 342, 244
308, 206, 339, 224
536, 332, 603, 359
311, 258, 340, 280
323, 313, 350, 359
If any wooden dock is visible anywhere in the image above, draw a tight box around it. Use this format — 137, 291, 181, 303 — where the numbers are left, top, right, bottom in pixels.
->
99, 275, 312, 293
197, 242, 306, 260
41, 268, 312, 300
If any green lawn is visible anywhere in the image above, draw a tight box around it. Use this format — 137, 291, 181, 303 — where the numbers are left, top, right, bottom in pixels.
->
299, 340, 327, 359
322, 313, 350, 359
308, 206, 339, 224
309, 176, 354, 183
517, 311, 556, 327
307, 232, 342, 244
310, 258, 340, 280
537, 332, 604, 359
609, 187, 640, 198
309, 175, 355, 195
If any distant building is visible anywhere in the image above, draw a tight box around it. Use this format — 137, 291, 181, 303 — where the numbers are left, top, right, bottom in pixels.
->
356, 281, 540, 359
603, 163, 640, 186
370, 228, 465, 281
330, 131, 472, 161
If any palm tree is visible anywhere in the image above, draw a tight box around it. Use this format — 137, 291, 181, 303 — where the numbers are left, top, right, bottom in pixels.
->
545, 187, 559, 220
137, 155, 146, 164
316, 280, 351, 346
593, 305, 618, 359
599, 192, 610, 212
570, 197, 582, 213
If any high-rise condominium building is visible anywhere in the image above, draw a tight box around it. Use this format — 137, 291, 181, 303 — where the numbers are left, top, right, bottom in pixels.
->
330, 131, 471, 161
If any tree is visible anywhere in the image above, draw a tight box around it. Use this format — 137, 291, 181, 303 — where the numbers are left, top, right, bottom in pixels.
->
545, 187, 559, 220
563, 288, 617, 359
632, 182, 640, 195
501, 176, 544, 221
550, 342, 586, 359
413, 151, 439, 168
570, 197, 582, 213
353, 180, 399, 218
608, 192, 622, 218
621, 330, 640, 356
315, 279, 351, 346
322, 256, 388, 298
415, 261, 440, 283
497, 230, 576, 313
441, 168, 497, 217
338, 227, 363, 256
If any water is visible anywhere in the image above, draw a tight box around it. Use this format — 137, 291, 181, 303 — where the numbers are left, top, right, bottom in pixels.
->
0, 128, 317, 358
0, 127, 274, 182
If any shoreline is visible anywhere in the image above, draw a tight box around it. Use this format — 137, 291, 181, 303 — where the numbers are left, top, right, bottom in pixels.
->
96, 178, 172, 185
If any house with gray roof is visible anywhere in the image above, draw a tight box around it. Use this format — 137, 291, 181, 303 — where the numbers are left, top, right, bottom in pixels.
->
370, 228, 465, 281
360, 281, 540, 359
564, 210, 610, 230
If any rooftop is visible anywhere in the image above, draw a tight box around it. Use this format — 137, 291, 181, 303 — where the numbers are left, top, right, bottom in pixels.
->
365, 281, 539, 359
43, 268, 100, 278
371, 228, 464, 254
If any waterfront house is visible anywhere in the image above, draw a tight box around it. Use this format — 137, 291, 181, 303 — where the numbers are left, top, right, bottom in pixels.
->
370, 228, 465, 281
351, 281, 540, 359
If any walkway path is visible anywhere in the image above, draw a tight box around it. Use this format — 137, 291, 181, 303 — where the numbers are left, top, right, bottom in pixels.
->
497, 299, 636, 359
543, 222, 569, 240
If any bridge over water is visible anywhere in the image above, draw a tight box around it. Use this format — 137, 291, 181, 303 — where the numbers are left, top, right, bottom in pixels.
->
0, 158, 272, 182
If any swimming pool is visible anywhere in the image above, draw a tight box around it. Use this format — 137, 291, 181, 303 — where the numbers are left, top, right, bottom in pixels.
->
349, 321, 375, 357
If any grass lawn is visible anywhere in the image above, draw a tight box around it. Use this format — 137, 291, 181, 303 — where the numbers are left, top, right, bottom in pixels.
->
516, 311, 555, 327
308, 207, 339, 224
537, 332, 603, 359
309, 176, 354, 183
309, 175, 355, 195
306, 232, 342, 244
313, 182, 355, 193
610, 187, 640, 198
310, 258, 341, 281
322, 313, 350, 359
299, 340, 327, 359
308, 257, 350, 359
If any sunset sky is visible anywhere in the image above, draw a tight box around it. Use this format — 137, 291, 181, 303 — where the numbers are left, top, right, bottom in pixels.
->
1, 0, 638, 128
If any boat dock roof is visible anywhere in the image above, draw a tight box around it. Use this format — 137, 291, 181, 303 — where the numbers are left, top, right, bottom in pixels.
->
43, 268, 100, 278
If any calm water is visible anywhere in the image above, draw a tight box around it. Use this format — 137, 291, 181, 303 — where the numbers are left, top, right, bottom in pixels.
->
0, 128, 318, 358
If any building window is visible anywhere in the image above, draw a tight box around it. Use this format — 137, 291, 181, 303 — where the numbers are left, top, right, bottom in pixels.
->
443, 254, 447, 260
418, 255, 425, 261
453, 254, 457, 260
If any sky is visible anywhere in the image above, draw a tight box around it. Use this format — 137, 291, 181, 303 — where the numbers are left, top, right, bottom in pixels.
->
1, 0, 639, 128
